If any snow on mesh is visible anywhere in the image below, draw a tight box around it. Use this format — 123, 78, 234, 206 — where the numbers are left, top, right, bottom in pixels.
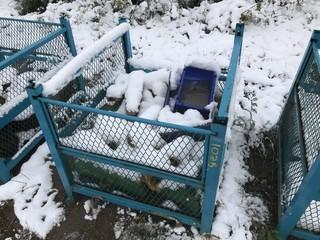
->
41, 22, 130, 96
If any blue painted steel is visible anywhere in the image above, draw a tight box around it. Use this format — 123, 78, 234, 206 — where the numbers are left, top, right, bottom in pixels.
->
293, 87, 308, 173
27, 87, 74, 200
58, 90, 106, 138
59, 146, 203, 188
119, 18, 133, 73
200, 123, 226, 233
291, 228, 320, 240
217, 23, 244, 120
0, 17, 61, 26
0, 28, 66, 71
0, 50, 50, 62
60, 17, 77, 57
0, 98, 30, 129
0, 161, 11, 183
278, 154, 320, 239
174, 66, 218, 119
38, 97, 212, 136
6, 132, 43, 170
72, 184, 201, 228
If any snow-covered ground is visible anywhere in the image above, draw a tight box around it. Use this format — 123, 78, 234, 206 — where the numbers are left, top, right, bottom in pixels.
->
0, 144, 64, 239
1, 0, 320, 239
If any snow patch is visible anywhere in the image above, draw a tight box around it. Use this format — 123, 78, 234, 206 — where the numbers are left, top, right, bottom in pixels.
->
0, 144, 64, 239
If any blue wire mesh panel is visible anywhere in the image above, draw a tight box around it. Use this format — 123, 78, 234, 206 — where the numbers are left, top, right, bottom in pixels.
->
0, 17, 74, 182
279, 37, 320, 237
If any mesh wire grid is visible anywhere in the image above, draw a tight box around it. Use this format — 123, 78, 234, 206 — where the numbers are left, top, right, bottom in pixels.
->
68, 156, 203, 218
50, 38, 126, 102
0, 18, 61, 51
47, 103, 206, 179
0, 19, 72, 160
280, 50, 320, 233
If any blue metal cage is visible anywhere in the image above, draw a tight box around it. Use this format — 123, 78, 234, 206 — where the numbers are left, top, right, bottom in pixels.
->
27, 21, 244, 233
277, 30, 320, 240
0, 17, 76, 183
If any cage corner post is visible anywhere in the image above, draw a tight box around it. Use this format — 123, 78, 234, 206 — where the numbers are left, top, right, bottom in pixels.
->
26, 86, 74, 202
59, 16, 77, 57
277, 153, 320, 240
200, 123, 227, 234
119, 17, 133, 73
217, 23, 244, 121
0, 160, 11, 183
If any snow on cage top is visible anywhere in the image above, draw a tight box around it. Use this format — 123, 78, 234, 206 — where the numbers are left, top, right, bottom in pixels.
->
40, 23, 130, 97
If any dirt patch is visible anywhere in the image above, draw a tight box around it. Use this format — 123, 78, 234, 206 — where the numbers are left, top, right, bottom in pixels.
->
244, 129, 278, 239
0, 163, 198, 240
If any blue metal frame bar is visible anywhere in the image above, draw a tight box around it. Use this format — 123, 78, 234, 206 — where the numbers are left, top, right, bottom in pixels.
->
0, 17, 61, 26
0, 51, 52, 62
57, 90, 106, 138
293, 87, 308, 172
0, 98, 30, 129
6, 132, 43, 170
200, 123, 226, 233
27, 87, 74, 200
72, 184, 201, 227
0, 27, 66, 71
217, 23, 244, 120
278, 153, 320, 239
38, 97, 212, 136
312, 42, 320, 70
59, 146, 203, 188
291, 228, 320, 240
0, 161, 11, 183
59, 17, 77, 57
0, 46, 63, 58
119, 18, 133, 73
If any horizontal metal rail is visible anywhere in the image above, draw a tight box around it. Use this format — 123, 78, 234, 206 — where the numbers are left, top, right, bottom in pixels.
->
0, 17, 61, 26
0, 27, 66, 70
60, 146, 203, 188
72, 184, 201, 227
39, 97, 212, 136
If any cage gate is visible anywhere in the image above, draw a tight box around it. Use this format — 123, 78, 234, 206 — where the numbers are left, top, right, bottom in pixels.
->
27, 21, 244, 233
277, 30, 320, 240
0, 17, 76, 183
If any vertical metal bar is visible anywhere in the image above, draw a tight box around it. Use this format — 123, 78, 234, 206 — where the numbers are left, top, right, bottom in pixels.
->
293, 86, 308, 173
278, 153, 320, 239
26, 85, 74, 201
200, 124, 226, 233
0, 160, 11, 183
59, 16, 85, 93
59, 17, 77, 57
217, 23, 244, 120
201, 135, 210, 183
119, 17, 133, 73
